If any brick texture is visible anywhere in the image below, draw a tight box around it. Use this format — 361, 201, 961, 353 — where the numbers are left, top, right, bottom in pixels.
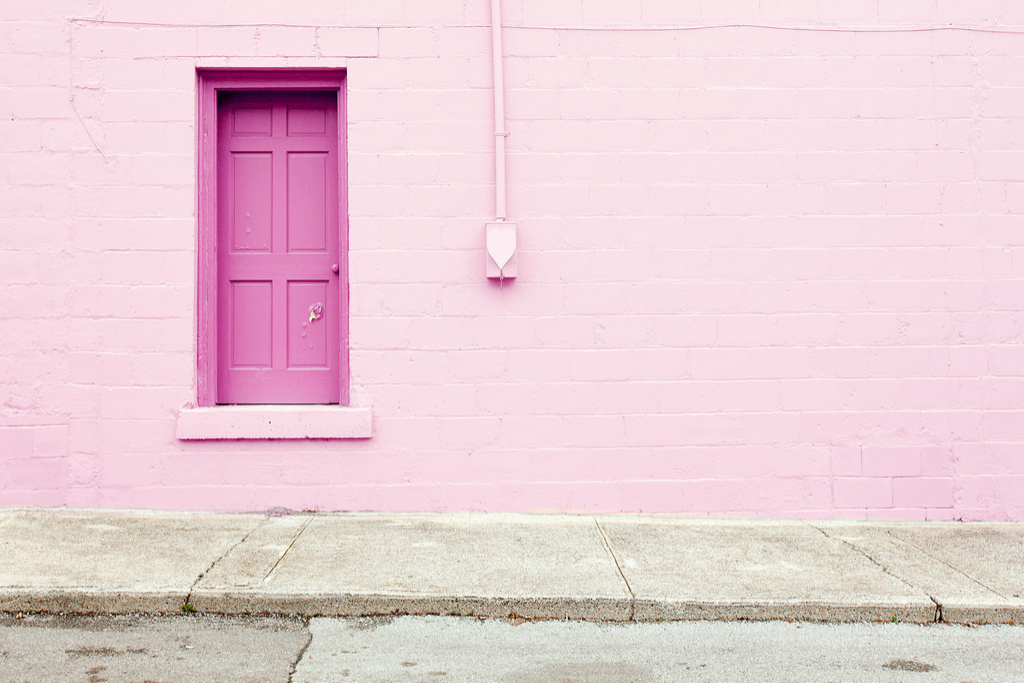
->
2, 0, 1024, 518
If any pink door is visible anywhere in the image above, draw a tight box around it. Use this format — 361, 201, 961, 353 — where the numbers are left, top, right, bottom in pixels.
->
217, 91, 341, 404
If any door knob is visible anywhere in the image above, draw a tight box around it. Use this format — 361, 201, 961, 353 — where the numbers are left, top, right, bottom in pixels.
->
331, 263, 339, 274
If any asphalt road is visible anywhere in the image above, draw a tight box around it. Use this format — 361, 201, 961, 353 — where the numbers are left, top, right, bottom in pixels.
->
2, 614, 1023, 682
0, 614, 309, 683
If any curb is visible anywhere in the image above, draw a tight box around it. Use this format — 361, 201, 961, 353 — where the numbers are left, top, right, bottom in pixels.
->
5, 590, 1022, 625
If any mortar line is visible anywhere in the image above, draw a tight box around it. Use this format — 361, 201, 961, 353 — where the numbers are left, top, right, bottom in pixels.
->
593, 518, 635, 621
880, 528, 1009, 600
67, 17, 1024, 35
263, 515, 315, 583
806, 522, 941, 623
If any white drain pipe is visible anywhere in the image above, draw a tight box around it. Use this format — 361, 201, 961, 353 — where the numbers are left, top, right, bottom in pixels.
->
485, 0, 517, 280
491, 0, 508, 221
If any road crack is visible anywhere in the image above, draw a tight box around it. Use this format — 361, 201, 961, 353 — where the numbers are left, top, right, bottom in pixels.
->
286, 618, 313, 683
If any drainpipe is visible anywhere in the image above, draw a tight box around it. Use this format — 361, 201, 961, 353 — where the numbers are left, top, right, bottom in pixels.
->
486, 0, 517, 280
491, 0, 508, 221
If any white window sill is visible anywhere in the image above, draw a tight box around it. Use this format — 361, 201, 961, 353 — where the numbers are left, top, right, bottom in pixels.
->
176, 405, 372, 440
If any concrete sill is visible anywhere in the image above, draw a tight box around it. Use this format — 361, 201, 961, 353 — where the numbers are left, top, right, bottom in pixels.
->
176, 405, 372, 440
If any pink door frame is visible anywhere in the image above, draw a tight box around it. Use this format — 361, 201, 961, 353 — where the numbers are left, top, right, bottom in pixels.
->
196, 70, 350, 407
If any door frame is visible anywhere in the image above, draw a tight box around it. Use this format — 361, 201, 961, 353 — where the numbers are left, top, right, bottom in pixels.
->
196, 70, 349, 407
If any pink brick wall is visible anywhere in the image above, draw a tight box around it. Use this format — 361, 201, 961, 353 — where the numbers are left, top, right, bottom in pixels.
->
3, 0, 1024, 519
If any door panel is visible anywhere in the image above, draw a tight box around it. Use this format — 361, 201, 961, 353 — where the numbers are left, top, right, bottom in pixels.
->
233, 106, 272, 136
288, 281, 329, 367
287, 152, 328, 252
288, 107, 326, 135
230, 281, 273, 367
231, 153, 273, 251
217, 91, 340, 404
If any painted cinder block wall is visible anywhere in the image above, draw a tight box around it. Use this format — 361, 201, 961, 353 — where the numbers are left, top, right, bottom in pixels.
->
2, 0, 1024, 519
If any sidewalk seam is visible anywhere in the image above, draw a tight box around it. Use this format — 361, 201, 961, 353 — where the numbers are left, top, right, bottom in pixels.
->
806, 522, 942, 624
185, 516, 268, 609
593, 518, 635, 621
263, 515, 315, 583
880, 529, 1009, 601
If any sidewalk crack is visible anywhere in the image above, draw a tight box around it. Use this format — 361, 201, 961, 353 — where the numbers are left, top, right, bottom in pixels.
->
880, 528, 1009, 601
594, 518, 635, 621
184, 516, 268, 610
807, 522, 942, 623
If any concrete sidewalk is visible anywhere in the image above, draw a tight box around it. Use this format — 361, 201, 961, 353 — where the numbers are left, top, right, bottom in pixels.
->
0, 509, 1021, 625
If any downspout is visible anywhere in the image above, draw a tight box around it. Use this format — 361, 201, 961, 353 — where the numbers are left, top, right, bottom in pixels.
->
485, 0, 517, 280
491, 0, 508, 221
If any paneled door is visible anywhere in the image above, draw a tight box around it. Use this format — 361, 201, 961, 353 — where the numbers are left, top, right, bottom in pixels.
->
217, 91, 340, 404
